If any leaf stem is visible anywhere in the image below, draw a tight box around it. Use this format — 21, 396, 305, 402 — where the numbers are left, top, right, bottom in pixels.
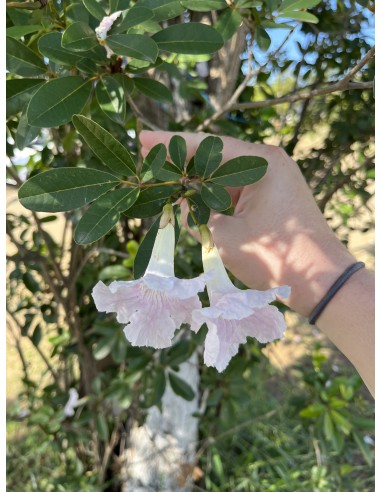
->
186, 198, 199, 226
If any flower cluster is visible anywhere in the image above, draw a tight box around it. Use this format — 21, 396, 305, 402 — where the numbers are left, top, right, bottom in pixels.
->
92, 205, 290, 372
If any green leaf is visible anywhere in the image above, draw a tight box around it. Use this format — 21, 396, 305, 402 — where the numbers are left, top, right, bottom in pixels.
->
281, 0, 321, 9
187, 193, 210, 227
134, 77, 172, 102
111, 334, 128, 363
331, 410, 352, 435
126, 185, 181, 218
83, 0, 107, 20
133, 215, 160, 278
6, 25, 42, 39
38, 32, 84, 66
181, 0, 227, 10
214, 8, 242, 41
18, 168, 119, 212
6, 78, 44, 117
152, 23, 224, 54
111, 73, 134, 95
209, 156, 268, 187
76, 57, 97, 73
201, 183, 231, 212
107, 34, 158, 63
110, 7, 154, 34
62, 22, 98, 52
169, 135, 187, 171
6, 36, 46, 77
352, 431, 374, 467
141, 143, 167, 182
277, 10, 319, 22
15, 109, 40, 150
31, 324, 42, 347
72, 115, 136, 176
27, 77, 92, 128
136, 0, 185, 21
161, 339, 193, 367
95, 414, 109, 440
155, 162, 183, 181
168, 372, 195, 401
323, 411, 335, 441
299, 403, 325, 418
96, 76, 126, 123
93, 336, 115, 360
75, 188, 140, 244
23, 271, 40, 293
194, 136, 223, 177
99, 264, 130, 281
255, 26, 271, 52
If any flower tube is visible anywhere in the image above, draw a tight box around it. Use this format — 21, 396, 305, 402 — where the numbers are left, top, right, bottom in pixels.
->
92, 205, 206, 349
192, 225, 290, 372
95, 11, 122, 58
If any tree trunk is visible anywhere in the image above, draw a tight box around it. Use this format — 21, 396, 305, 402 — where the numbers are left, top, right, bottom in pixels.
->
122, 353, 200, 491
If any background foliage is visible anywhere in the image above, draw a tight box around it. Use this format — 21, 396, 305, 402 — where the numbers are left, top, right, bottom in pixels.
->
6, 0, 374, 490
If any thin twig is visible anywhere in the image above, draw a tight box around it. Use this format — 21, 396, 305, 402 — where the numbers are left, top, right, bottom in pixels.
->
231, 47, 375, 112
196, 26, 297, 131
126, 95, 164, 131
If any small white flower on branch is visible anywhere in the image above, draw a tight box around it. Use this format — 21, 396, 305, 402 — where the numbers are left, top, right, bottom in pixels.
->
95, 11, 122, 58
192, 225, 290, 372
64, 388, 79, 417
92, 205, 206, 349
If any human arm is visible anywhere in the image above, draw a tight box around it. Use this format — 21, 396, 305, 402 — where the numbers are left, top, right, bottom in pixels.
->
140, 130, 375, 397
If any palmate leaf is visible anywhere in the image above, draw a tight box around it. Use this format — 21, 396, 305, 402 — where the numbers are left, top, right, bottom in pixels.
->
27, 77, 93, 128
152, 23, 224, 54
61, 22, 98, 52
169, 135, 187, 172
6, 79, 44, 117
134, 77, 172, 102
168, 371, 195, 401
194, 136, 223, 178
75, 187, 140, 244
181, 0, 227, 11
96, 76, 126, 123
125, 185, 181, 218
201, 182, 231, 211
135, 0, 185, 21
38, 32, 84, 66
72, 115, 136, 176
18, 168, 120, 212
107, 34, 158, 63
6, 36, 46, 77
209, 156, 268, 187
109, 7, 154, 34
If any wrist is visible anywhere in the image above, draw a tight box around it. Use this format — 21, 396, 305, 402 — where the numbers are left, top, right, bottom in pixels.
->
282, 232, 356, 318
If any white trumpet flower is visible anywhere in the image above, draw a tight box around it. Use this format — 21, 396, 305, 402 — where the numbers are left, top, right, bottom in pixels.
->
95, 11, 122, 58
64, 388, 79, 417
92, 205, 206, 349
192, 226, 290, 372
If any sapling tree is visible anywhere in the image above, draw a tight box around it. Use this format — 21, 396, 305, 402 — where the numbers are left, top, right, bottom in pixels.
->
6, 0, 374, 490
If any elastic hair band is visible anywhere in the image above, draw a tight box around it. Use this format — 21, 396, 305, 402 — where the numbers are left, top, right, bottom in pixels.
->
308, 261, 365, 325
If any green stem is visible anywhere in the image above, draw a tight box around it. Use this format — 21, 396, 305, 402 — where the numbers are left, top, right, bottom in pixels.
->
186, 198, 199, 226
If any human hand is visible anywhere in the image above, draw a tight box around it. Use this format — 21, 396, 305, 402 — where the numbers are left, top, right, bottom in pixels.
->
140, 131, 355, 318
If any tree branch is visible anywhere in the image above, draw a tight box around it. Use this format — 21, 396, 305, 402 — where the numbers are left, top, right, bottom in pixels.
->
231, 47, 375, 112
196, 26, 298, 131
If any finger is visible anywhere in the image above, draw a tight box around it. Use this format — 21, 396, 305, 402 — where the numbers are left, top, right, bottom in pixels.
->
140, 130, 212, 161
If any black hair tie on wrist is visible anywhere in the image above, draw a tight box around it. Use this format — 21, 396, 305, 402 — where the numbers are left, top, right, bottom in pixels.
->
308, 261, 365, 325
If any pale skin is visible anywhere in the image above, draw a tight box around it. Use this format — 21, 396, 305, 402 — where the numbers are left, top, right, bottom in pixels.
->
140, 131, 375, 398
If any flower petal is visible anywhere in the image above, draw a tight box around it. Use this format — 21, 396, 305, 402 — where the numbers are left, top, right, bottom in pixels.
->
143, 273, 206, 299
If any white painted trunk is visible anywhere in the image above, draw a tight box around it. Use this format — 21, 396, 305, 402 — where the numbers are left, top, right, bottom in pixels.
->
122, 352, 200, 491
